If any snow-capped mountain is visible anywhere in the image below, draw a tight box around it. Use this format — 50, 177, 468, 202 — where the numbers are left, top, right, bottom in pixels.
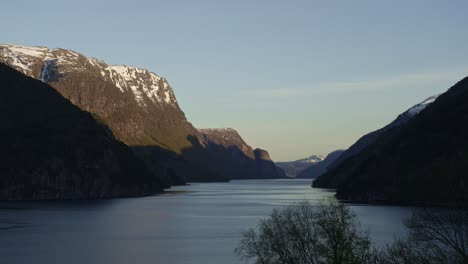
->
0, 43, 283, 183
297, 155, 325, 164
0, 44, 178, 108
0, 43, 223, 184
276, 155, 325, 177
296, 150, 344, 179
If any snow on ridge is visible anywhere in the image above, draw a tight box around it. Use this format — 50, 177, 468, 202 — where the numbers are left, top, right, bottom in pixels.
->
407, 94, 440, 116
0, 44, 88, 78
200, 128, 237, 133
0, 44, 48, 76
108, 65, 172, 106
92, 63, 177, 107
0, 44, 178, 108
304, 155, 324, 163
4, 44, 48, 58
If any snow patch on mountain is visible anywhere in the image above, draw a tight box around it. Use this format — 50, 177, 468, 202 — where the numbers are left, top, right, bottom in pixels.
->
0, 44, 178, 108
108, 65, 177, 106
300, 155, 325, 164
199, 128, 238, 141
7, 45, 47, 57
0, 44, 47, 76
407, 95, 440, 116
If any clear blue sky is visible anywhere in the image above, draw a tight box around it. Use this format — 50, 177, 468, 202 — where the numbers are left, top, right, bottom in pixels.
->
3, 0, 468, 161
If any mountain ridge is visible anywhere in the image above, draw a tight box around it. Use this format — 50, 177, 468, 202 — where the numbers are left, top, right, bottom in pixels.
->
296, 150, 345, 179
326, 94, 440, 171
313, 77, 468, 206
276, 155, 324, 177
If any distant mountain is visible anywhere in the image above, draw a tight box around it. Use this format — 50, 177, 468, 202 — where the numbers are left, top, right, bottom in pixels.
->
327, 95, 440, 171
296, 150, 344, 178
0, 44, 226, 184
200, 128, 285, 179
276, 155, 324, 177
313, 77, 468, 206
0, 63, 162, 200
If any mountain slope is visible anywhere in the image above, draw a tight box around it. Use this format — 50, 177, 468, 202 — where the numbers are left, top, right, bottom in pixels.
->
276, 155, 324, 177
297, 150, 344, 178
0, 63, 162, 200
313, 77, 468, 205
0, 44, 224, 184
327, 95, 439, 171
199, 128, 285, 179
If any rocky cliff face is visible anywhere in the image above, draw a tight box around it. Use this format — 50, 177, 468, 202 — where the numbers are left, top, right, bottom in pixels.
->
199, 129, 285, 179
0, 44, 224, 184
254, 148, 285, 179
0, 64, 162, 200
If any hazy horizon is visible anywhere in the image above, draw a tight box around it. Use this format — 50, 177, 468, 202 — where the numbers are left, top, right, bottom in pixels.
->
2, 0, 468, 161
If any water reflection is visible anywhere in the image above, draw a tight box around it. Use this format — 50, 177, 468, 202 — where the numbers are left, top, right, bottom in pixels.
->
0, 179, 413, 264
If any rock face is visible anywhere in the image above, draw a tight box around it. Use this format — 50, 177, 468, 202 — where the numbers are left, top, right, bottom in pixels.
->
0, 64, 162, 200
254, 148, 285, 179
199, 129, 285, 179
313, 77, 468, 206
276, 155, 324, 177
296, 150, 344, 179
0, 44, 225, 184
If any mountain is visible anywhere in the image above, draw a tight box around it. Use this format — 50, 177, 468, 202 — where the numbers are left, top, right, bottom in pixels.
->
313, 77, 468, 206
326, 95, 439, 171
199, 128, 285, 179
0, 63, 162, 200
0, 44, 225, 184
276, 155, 324, 177
276, 95, 438, 179
296, 150, 345, 178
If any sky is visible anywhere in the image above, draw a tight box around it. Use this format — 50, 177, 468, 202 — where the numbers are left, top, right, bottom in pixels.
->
2, 0, 468, 161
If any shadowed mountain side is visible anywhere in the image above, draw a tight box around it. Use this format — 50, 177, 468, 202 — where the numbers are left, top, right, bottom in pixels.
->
198, 129, 285, 179
47, 72, 208, 184
254, 148, 286, 179
132, 138, 229, 185
327, 95, 439, 171
313, 77, 468, 206
0, 63, 163, 200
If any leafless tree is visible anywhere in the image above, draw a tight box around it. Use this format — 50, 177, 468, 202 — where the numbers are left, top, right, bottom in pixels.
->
235, 201, 374, 264
377, 209, 468, 264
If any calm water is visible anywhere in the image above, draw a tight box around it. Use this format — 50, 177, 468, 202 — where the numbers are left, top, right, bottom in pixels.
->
0, 179, 414, 264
